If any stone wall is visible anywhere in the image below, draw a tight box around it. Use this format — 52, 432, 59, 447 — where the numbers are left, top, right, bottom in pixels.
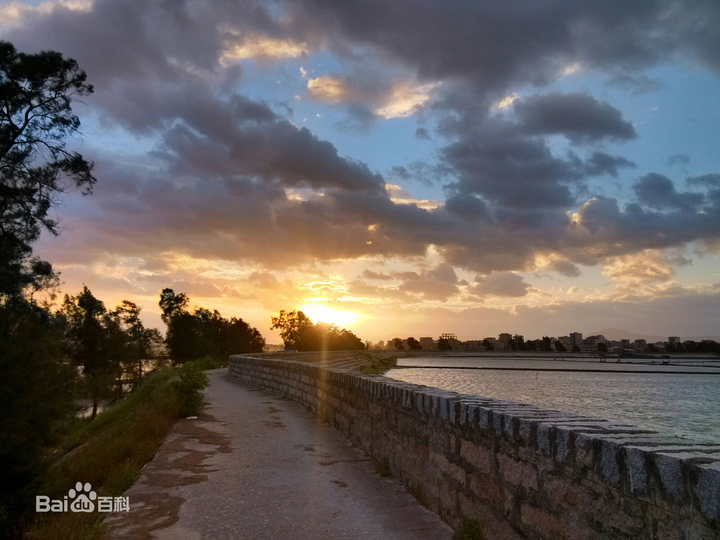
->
229, 353, 720, 539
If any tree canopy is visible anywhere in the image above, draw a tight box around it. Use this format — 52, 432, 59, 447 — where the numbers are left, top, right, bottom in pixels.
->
160, 288, 265, 362
270, 310, 364, 351
0, 41, 95, 299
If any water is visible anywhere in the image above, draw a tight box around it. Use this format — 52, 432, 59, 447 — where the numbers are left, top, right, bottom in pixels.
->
387, 356, 720, 444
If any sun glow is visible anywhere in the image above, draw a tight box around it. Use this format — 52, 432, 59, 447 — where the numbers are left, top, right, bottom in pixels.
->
299, 304, 360, 327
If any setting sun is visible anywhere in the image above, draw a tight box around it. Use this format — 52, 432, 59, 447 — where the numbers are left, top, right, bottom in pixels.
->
299, 304, 360, 327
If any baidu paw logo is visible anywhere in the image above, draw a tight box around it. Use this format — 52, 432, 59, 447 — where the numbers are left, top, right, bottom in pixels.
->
69, 482, 97, 512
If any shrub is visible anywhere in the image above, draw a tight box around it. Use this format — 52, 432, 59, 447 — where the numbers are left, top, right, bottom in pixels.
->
172, 362, 209, 416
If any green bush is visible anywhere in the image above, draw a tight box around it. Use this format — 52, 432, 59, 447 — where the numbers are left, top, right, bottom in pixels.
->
172, 362, 209, 416
194, 355, 227, 370
455, 519, 483, 540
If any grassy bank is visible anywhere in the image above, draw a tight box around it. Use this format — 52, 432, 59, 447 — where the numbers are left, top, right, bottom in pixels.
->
24, 360, 214, 540
358, 353, 397, 375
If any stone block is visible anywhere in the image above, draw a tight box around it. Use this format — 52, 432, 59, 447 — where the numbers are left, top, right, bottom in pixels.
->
430, 451, 466, 486
655, 453, 685, 500
537, 424, 551, 456
460, 438, 493, 474
601, 440, 621, 484
555, 426, 572, 463
469, 472, 505, 509
695, 461, 720, 520
498, 453, 538, 492
574, 434, 595, 469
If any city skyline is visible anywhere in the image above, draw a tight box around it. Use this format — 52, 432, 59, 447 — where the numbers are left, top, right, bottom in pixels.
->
2, 0, 720, 342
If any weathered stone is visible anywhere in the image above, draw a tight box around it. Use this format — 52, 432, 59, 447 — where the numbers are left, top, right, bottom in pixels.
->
625, 447, 648, 493
601, 440, 621, 484
537, 424, 551, 455
696, 461, 720, 520
655, 453, 685, 500
460, 438, 492, 474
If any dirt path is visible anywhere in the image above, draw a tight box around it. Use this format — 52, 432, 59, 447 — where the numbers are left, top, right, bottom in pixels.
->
104, 369, 453, 539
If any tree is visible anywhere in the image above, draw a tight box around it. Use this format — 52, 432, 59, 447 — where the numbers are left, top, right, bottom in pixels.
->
597, 342, 608, 354
162, 289, 265, 362
554, 340, 567, 352
438, 338, 452, 350
541, 336, 553, 352
0, 41, 95, 299
407, 337, 423, 350
271, 310, 315, 350
61, 286, 113, 420
572, 344, 580, 353
113, 300, 162, 385
482, 338, 494, 351
219, 316, 265, 355
270, 310, 363, 351
393, 338, 404, 350
0, 300, 75, 532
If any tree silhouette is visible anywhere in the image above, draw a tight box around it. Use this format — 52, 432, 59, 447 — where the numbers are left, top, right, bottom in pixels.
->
0, 41, 95, 298
407, 337, 422, 350
271, 310, 364, 351
61, 286, 113, 420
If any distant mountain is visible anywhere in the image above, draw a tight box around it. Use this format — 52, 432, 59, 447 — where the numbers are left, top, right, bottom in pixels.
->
589, 327, 720, 342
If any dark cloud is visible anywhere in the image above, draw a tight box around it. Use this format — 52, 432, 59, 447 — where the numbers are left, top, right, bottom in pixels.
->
440, 115, 635, 210
633, 173, 704, 210
548, 260, 582, 277
668, 154, 690, 166
397, 264, 462, 302
583, 151, 636, 177
415, 128, 430, 140
471, 272, 530, 297
687, 173, 720, 188
513, 92, 637, 144
7, 0, 720, 283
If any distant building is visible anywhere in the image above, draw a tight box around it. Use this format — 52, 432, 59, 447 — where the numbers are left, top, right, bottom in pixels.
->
439, 333, 462, 349
419, 337, 435, 350
569, 332, 583, 347
633, 339, 647, 352
669, 336, 682, 344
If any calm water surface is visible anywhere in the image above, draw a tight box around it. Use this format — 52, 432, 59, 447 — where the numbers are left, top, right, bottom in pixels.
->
387, 356, 720, 443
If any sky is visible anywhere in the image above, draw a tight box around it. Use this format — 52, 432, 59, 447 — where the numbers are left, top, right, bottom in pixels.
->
2, 0, 720, 343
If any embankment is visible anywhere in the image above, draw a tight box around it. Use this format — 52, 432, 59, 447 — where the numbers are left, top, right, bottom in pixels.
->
229, 352, 720, 539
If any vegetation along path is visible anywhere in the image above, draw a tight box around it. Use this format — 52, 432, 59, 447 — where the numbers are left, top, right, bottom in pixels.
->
104, 369, 452, 540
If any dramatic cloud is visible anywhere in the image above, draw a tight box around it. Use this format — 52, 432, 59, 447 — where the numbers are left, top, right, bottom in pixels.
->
603, 250, 675, 282
397, 264, 463, 302
3, 0, 720, 339
633, 173, 704, 210
513, 92, 637, 144
471, 272, 530, 298
548, 260, 582, 278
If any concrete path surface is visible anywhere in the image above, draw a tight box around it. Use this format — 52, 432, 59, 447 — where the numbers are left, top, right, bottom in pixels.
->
104, 369, 453, 540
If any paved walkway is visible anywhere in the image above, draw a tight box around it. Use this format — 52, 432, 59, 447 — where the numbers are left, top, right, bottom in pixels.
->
105, 370, 453, 540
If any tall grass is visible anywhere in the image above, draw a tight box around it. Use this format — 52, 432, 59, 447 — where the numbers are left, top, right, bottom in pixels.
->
24, 361, 210, 540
